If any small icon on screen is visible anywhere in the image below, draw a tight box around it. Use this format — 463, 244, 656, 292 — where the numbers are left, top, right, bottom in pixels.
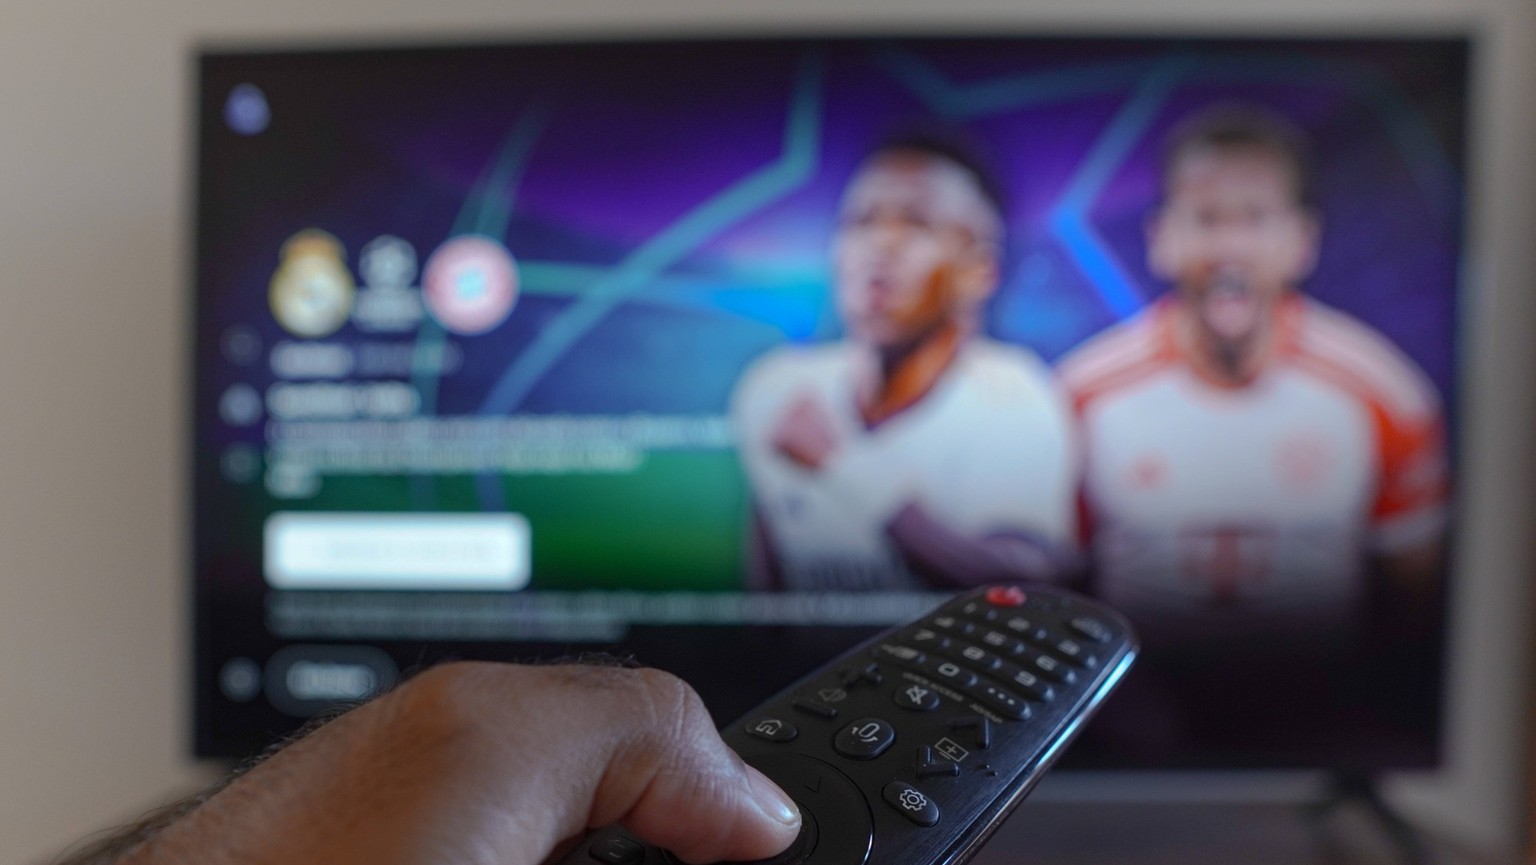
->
218, 384, 263, 427
225, 84, 270, 136
219, 657, 262, 702
360, 235, 418, 289
422, 235, 519, 335
270, 230, 355, 338
220, 325, 263, 366
353, 235, 424, 333
220, 444, 261, 484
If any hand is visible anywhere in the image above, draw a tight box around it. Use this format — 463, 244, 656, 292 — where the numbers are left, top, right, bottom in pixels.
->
114, 663, 801, 865
771, 393, 840, 471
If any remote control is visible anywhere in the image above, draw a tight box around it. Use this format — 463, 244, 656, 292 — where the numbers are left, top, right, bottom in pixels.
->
558, 584, 1137, 865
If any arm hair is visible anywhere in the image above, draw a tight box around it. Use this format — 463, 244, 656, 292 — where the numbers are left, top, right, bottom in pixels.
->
46, 654, 636, 865
47, 704, 354, 865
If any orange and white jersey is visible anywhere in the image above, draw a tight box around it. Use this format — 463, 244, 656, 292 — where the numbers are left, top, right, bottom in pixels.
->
1059, 295, 1448, 646
732, 339, 1076, 592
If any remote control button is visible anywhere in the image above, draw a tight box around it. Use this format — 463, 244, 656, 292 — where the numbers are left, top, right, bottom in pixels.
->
948, 715, 992, 750
997, 663, 1055, 702
1026, 652, 1077, 686
874, 643, 925, 668
894, 682, 941, 712
745, 718, 799, 743
835, 718, 896, 760
839, 663, 885, 688
923, 658, 978, 688
743, 754, 873, 865
810, 684, 851, 705
959, 600, 1000, 623
1002, 615, 1034, 635
931, 735, 971, 764
792, 698, 839, 719
930, 615, 977, 636
1023, 595, 1056, 613
917, 761, 960, 779
965, 682, 1030, 721
999, 616, 1054, 647
947, 642, 1003, 673
985, 585, 1027, 607
979, 629, 1025, 655
1069, 616, 1114, 643
882, 781, 940, 827
589, 834, 645, 865
916, 746, 960, 778
1051, 638, 1098, 669
905, 628, 952, 652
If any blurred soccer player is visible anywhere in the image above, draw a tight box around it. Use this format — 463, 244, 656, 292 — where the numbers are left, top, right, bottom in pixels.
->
732, 131, 1075, 591
1060, 107, 1449, 654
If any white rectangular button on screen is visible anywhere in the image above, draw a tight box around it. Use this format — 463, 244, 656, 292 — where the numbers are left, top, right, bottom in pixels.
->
265, 512, 531, 590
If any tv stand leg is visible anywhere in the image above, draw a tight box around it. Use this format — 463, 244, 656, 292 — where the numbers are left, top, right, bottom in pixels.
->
1305, 772, 1430, 865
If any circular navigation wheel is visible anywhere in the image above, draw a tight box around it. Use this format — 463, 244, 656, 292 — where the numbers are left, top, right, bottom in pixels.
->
721, 753, 873, 865
717, 808, 819, 865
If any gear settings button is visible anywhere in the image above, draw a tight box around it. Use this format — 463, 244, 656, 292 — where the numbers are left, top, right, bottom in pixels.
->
882, 781, 940, 827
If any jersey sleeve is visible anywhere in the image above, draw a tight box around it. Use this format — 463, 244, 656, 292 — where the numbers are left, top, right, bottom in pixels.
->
1368, 400, 1450, 553
1292, 300, 1451, 554
728, 356, 773, 486
729, 348, 799, 487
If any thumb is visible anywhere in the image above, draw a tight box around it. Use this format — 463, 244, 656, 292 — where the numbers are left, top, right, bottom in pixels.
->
588, 670, 802, 864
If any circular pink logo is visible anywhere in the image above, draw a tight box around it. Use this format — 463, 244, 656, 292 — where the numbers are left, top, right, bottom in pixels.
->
422, 236, 519, 335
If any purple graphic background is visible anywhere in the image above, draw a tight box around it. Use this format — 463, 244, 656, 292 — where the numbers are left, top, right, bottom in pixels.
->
198, 38, 1465, 431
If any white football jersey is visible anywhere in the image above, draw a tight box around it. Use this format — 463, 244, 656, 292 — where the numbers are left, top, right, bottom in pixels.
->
732, 339, 1076, 591
1060, 296, 1448, 648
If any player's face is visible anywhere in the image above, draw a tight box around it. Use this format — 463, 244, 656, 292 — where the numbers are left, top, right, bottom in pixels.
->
1148, 146, 1319, 351
833, 152, 998, 349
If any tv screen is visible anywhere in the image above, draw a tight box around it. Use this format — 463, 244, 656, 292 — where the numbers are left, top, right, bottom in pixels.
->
193, 34, 1466, 770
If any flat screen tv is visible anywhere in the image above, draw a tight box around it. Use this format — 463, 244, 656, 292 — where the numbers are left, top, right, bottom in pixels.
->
192, 33, 1466, 774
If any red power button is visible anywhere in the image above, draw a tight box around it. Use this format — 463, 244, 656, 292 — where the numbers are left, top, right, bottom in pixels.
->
985, 586, 1027, 607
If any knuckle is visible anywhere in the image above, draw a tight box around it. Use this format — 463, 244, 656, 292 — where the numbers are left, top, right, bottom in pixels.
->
385, 661, 505, 746
634, 668, 711, 742
404, 660, 497, 703
542, 659, 640, 692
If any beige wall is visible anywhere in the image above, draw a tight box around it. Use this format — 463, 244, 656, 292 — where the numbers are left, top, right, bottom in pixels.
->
1, 1, 1531, 862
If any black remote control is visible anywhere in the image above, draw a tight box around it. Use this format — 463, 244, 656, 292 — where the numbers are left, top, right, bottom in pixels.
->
558, 584, 1137, 865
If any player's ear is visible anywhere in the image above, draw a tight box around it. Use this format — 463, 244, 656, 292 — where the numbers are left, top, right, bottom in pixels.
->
957, 240, 1001, 304
1289, 208, 1322, 282
1145, 207, 1177, 281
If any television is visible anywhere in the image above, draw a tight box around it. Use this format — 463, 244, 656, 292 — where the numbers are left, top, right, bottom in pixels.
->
192, 33, 1466, 777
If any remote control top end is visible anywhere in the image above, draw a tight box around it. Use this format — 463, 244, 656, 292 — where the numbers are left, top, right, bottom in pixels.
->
558, 584, 1137, 865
